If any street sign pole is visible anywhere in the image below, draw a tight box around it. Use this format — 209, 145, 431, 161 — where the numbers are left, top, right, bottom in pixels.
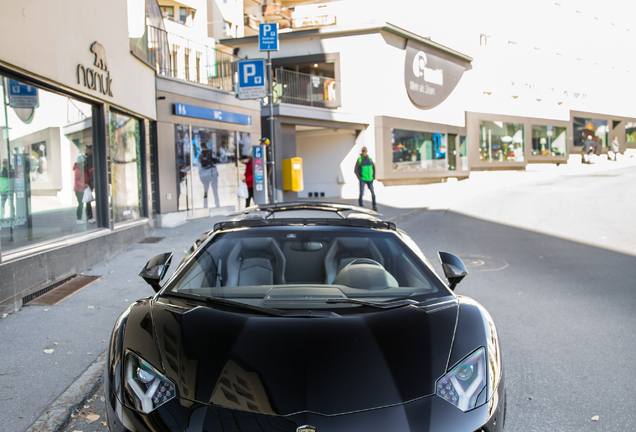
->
259, 22, 279, 203
267, 50, 276, 203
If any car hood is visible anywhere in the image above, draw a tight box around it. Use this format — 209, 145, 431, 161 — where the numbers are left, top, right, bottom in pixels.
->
151, 297, 458, 416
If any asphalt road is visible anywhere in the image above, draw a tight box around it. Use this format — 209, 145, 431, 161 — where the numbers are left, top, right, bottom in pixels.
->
49, 158, 636, 431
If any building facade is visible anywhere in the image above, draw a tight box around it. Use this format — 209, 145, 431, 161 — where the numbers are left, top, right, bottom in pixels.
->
0, 0, 158, 313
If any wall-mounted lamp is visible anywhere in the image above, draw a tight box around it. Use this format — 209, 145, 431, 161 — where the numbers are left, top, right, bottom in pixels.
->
157, 96, 166, 100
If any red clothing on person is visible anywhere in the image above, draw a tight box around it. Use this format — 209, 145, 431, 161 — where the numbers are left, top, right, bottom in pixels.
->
244, 159, 254, 187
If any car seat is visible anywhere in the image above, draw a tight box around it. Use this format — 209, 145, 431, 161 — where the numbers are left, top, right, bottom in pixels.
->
226, 238, 286, 286
324, 237, 384, 284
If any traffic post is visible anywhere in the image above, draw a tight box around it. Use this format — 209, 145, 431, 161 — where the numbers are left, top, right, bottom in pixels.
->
259, 23, 279, 202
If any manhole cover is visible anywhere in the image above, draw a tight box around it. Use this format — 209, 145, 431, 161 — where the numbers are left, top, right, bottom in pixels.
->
139, 237, 165, 244
460, 255, 509, 272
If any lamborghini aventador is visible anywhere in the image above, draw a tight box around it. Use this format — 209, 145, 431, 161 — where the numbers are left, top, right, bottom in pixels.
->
105, 203, 506, 432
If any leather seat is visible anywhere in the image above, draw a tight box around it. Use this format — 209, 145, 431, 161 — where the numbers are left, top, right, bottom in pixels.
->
324, 237, 384, 284
225, 238, 286, 286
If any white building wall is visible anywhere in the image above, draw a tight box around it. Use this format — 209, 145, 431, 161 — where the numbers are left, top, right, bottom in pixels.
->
0, 0, 157, 120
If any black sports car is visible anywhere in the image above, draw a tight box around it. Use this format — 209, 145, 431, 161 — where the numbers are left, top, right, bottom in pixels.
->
105, 202, 505, 432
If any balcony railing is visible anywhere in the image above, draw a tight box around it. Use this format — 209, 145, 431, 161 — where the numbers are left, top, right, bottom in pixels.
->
273, 68, 339, 108
146, 25, 238, 92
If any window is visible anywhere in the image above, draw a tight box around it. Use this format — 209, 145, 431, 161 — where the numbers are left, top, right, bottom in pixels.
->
0, 76, 98, 252
479, 121, 524, 162
109, 111, 142, 223
458, 136, 468, 170
573, 117, 609, 149
531, 125, 567, 156
391, 129, 447, 172
626, 122, 636, 144
179, 7, 187, 24
160, 5, 174, 20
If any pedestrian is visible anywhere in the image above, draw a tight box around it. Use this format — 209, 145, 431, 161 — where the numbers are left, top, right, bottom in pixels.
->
73, 144, 95, 224
610, 135, 620, 161
354, 146, 377, 211
582, 135, 595, 164
242, 155, 254, 207
593, 137, 602, 157
0, 158, 15, 220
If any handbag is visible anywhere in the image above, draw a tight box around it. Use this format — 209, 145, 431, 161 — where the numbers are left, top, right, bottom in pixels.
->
237, 181, 249, 199
82, 186, 94, 203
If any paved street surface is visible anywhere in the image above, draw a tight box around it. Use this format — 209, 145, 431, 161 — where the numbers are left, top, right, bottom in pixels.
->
2, 154, 636, 432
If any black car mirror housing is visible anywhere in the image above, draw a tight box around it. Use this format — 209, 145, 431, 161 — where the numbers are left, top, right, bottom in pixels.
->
139, 252, 173, 292
438, 251, 468, 291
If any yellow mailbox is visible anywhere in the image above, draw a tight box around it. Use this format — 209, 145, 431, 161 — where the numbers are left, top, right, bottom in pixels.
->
282, 157, 304, 191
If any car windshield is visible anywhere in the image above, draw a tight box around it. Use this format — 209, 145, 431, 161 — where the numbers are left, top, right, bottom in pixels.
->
165, 226, 448, 310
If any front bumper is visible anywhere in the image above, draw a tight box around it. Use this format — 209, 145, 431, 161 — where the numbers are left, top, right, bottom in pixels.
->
106, 377, 506, 432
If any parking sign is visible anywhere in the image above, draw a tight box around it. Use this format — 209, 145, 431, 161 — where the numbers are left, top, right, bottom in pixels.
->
259, 23, 279, 51
237, 59, 266, 100
7, 79, 39, 108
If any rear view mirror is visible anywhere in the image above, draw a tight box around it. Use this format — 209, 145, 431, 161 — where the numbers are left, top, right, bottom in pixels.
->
139, 252, 173, 292
438, 252, 468, 291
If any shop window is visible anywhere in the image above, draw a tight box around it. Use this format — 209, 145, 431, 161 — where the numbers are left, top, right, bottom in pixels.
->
175, 125, 245, 213
0, 76, 98, 253
479, 121, 524, 163
573, 117, 609, 149
625, 122, 636, 145
458, 136, 468, 170
109, 111, 142, 224
531, 125, 567, 156
391, 129, 447, 172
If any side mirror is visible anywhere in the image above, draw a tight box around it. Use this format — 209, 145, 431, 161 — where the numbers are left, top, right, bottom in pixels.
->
139, 252, 173, 293
438, 251, 468, 291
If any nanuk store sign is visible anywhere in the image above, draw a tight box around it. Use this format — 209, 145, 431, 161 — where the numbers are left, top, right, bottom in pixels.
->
76, 41, 113, 97
404, 39, 469, 109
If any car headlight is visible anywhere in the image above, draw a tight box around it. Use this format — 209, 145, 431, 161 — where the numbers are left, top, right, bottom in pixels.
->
124, 350, 176, 414
436, 347, 486, 412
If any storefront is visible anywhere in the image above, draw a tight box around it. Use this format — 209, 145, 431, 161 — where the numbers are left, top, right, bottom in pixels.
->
154, 76, 261, 227
570, 111, 635, 156
0, 0, 157, 314
466, 112, 571, 169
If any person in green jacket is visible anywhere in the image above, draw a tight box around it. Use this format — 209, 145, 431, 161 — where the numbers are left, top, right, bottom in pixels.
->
1, 158, 15, 220
354, 147, 377, 211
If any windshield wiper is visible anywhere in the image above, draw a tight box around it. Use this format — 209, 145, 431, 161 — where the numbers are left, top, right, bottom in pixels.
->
325, 298, 420, 309
203, 296, 289, 317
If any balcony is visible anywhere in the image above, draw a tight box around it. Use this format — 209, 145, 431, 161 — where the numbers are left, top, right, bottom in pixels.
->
273, 68, 340, 108
146, 25, 238, 92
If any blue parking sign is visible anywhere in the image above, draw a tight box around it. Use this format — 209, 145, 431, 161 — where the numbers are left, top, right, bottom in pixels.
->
259, 23, 279, 51
237, 59, 266, 100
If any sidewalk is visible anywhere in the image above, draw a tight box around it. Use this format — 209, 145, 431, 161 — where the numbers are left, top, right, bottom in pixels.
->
1, 152, 635, 432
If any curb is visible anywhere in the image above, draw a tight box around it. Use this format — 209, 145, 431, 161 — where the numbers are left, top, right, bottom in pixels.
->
25, 350, 108, 432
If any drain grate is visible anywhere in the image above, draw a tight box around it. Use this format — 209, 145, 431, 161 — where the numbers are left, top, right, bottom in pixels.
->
21, 274, 78, 305
24, 275, 103, 306
139, 236, 165, 244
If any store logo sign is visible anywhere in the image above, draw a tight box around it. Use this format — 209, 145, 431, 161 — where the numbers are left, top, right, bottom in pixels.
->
76, 41, 113, 97
404, 40, 469, 109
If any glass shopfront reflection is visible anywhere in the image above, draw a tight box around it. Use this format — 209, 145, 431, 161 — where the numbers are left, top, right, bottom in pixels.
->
109, 111, 142, 223
573, 117, 609, 150
1, 76, 98, 253
479, 121, 524, 162
531, 125, 567, 156
625, 122, 636, 146
391, 128, 447, 172
175, 124, 250, 215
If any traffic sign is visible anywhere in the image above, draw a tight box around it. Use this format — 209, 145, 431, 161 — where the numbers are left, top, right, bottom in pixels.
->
237, 59, 266, 100
259, 23, 279, 51
7, 79, 39, 108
